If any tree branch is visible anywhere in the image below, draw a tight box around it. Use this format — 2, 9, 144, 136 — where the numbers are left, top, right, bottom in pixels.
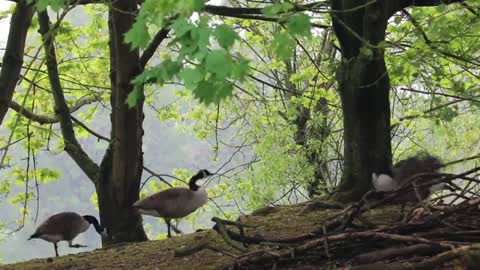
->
9, 95, 100, 124
38, 11, 99, 183
388, 0, 466, 17
204, 1, 329, 16
0, 0, 34, 125
140, 27, 170, 68
71, 115, 110, 142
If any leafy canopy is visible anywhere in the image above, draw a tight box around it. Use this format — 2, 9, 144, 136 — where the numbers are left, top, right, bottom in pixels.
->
125, 0, 312, 106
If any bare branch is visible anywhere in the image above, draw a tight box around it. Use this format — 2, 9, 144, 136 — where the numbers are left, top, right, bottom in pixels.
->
9, 95, 100, 125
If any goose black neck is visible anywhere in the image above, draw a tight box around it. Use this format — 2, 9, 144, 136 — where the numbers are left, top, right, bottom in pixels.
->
189, 171, 207, 191
83, 215, 104, 234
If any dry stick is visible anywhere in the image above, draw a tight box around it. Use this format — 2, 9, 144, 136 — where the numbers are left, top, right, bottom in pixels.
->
352, 245, 480, 270
214, 219, 249, 252
381, 197, 480, 235
223, 230, 459, 269
351, 244, 446, 264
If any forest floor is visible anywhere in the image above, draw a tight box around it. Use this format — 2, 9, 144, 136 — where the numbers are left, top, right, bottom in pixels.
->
1, 196, 480, 270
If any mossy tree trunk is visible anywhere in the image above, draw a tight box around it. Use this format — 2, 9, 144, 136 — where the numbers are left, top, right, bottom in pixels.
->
332, 0, 393, 201
331, 0, 465, 201
97, 0, 148, 244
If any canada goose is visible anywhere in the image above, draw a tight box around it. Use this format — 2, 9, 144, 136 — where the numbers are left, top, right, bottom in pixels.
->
371, 154, 444, 202
28, 212, 106, 257
133, 169, 213, 238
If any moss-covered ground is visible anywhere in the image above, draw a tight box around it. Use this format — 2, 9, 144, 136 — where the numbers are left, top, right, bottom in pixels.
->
0, 201, 414, 270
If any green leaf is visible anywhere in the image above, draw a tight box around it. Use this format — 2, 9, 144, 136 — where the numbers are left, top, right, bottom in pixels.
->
31, 0, 66, 12
126, 87, 144, 108
286, 14, 311, 37
262, 2, 294, 16
271, 32, 296, 59
172, 19, 194, 38
124, 17, 150, 49
179, 67, 205, 89
214, 24, 239, 49
205, 49, 232, 79
37, 168, 61, 183
394, 15, 402, 25
194, 80, 233, 104
231, 56, 250, 80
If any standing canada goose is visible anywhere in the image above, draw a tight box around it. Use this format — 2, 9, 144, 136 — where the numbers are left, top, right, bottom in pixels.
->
372, 154, 445, 202
28, 212, 106, 257
133, 169, 213, 238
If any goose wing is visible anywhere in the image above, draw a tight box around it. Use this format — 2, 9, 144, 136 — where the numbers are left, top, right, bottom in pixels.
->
134, 187, 202, 218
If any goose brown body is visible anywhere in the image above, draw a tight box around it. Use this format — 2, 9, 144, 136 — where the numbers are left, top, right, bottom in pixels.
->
372, 154, 444, 202
31, 212, 89, 242
133, 187, 208, 219
133, 169, 213, 237
29, 212, 105, 257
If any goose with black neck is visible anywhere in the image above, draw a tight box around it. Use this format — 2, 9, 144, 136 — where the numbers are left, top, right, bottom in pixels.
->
28, 212, 106, 257
133, 169, 213, 238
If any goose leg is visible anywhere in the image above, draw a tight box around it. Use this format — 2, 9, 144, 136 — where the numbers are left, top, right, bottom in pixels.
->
165, 219, 172, 238
171, 223, 182, 234
53, 243, 59, 257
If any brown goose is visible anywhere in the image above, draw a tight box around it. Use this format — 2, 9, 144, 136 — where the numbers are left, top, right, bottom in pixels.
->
133, 169, 213, 237
28, 212, 106, 257
372, 154, 444, 202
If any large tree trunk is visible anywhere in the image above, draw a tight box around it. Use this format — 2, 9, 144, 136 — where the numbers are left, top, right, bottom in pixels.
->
0, 1, 34, 125
97, 0, 148, 244
332, 0, 392, 201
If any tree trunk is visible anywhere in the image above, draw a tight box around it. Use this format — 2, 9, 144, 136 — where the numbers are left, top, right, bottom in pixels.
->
0, 1, 34, 125
332, 0, 392, 201
97, 0, 148, 244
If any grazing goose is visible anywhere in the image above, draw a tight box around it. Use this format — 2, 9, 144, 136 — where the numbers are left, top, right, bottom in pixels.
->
28, 212, 106, 257
372, 154, 444, 202
133, 169, 213, 238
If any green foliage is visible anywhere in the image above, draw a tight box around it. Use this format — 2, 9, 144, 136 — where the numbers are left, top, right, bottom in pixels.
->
124, 1, 314, 107
127, 17, 249, 106
286, 14, 311, 37
28, 0, 66, 12
262, 2, 294, 16
213, 24, 239, 49
124, 17, 150, 49
272, 31, 296, 59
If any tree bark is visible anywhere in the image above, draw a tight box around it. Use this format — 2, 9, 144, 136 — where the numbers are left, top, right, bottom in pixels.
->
332, 0, 392, 201
0, 0, 34, 125
97, 0, 148, 244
